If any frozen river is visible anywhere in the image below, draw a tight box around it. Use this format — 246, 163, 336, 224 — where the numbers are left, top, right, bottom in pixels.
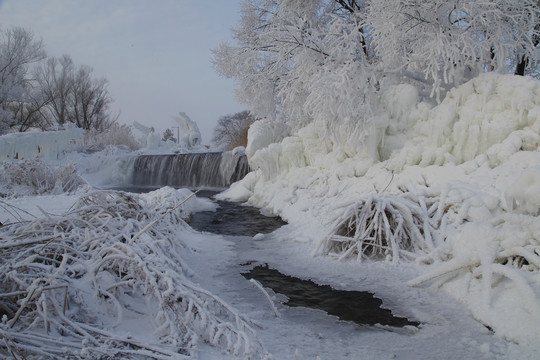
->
182, 192, 525, 359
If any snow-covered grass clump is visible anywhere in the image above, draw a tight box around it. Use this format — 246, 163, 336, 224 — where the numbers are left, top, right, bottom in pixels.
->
408, 213, 540, 345
0, 187, 268, 359
220, 73, 540, 347
0, 159, 87, 196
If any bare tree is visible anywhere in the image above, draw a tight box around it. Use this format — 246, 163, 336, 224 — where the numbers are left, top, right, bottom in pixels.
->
36, 55, 116, 132
212, 110, 256, 150
0, 27, 117, 134
35, 55, 74, 126
9, 87, 50, 132
162, 128, 176, 143
71, 65, 113, 131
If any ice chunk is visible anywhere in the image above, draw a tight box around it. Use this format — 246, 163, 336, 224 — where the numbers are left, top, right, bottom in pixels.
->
245, 119, 290, 161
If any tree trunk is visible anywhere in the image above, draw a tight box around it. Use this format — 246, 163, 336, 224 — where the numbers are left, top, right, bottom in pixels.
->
515, 22, 540, 76
515, 56, 527, 76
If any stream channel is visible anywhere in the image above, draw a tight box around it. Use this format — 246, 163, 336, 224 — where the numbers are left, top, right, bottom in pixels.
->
188, 190, 419, 329
109, 154, 522, 358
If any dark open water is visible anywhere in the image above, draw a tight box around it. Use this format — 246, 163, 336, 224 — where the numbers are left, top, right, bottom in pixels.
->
188, 193, 419, 328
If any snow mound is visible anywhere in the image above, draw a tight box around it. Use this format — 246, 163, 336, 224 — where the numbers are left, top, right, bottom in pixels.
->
0, 126, 84, 161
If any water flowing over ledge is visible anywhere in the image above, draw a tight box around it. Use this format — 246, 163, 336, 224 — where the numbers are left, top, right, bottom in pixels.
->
122, 151, 250, 189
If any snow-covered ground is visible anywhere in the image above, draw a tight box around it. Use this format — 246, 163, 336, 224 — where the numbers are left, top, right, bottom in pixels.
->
1, 187, 537, 359
183, 221, 538, 359
1, 73, 540, 359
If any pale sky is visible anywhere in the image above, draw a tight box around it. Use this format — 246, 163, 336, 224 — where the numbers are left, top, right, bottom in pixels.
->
0, 0, 244, 145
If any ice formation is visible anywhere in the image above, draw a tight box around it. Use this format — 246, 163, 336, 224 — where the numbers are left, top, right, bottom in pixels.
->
173, 112, 202, 149
504, 170, 540, 215
0, 125, 84, 161
132, 121, 162, 149
387, 73, 540, 170
245, 119, 290, 161
219, 73, 540, 346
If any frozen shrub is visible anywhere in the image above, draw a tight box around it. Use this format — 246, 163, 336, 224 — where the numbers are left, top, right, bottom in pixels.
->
0, 189, 268, 359
316, 193, 446, 263
84, 123, 142, 152
0, 159, 86, 195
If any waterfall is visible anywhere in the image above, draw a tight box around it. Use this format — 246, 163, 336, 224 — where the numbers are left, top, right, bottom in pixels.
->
125, 152, 250, 188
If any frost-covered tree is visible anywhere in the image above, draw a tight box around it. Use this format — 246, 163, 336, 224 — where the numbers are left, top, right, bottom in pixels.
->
368, 0, 540, 99
212, 110, 256, 150
213, 0, 376, 153
215, 0, 540, 123
0, 27, 46, 133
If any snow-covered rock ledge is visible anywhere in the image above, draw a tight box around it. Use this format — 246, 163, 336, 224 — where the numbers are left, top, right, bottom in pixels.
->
218, 73, 540, 347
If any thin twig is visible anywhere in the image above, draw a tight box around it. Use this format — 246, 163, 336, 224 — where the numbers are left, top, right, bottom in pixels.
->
0, 284, 67, 299
249, 278, 281, 318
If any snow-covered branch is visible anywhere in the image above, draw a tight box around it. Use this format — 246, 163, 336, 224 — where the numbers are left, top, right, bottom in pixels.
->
0, 188, 269, 359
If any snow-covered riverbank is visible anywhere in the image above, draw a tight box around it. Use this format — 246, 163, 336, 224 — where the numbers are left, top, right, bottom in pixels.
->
219, 73, 540, 349
1, 187, 537, 359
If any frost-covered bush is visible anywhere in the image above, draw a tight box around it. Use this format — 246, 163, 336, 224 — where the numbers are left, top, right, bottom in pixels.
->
316, 193, 447, 263
84, 123, 142, 152
0, 189, 268, 359
0, 159, 86, 195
